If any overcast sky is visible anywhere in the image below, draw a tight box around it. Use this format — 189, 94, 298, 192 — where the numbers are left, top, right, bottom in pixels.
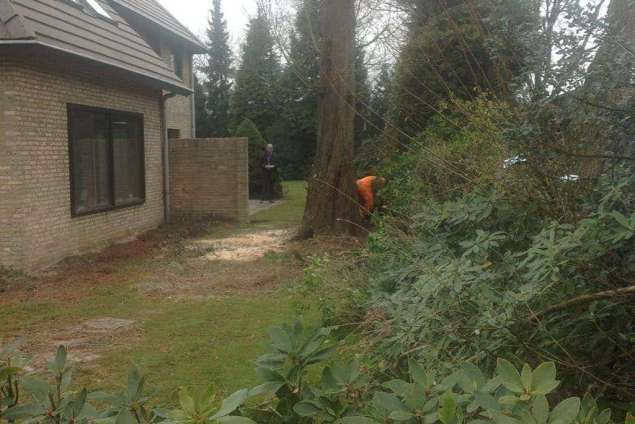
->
158, 0, 258, 50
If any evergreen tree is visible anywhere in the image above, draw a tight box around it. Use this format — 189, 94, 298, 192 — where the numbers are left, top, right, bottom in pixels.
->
276, 0, 321, 179
368, 64, 393, 138
194, 73, 211, 137
234, 118, 282, 199
204, 0, 233, 137
234, 118, 267, 197
230, 7, 281, 135
385, 0, 532, 142
300, 0, 361, 237
355, 64, 393, 174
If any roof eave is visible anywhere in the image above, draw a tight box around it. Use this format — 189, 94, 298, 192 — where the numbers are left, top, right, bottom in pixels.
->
109, 0, 205, 52
0, 40, 192, 95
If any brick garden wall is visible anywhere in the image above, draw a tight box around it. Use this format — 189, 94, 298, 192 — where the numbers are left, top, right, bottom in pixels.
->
169, 138, 249, 223
0, 48, 165, 270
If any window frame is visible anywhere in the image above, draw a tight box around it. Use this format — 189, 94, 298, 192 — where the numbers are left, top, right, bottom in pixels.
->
67, 104, 146, 218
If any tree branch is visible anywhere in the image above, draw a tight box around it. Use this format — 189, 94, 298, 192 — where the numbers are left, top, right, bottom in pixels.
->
551, 146, 635, 162
531, 284, 635, 322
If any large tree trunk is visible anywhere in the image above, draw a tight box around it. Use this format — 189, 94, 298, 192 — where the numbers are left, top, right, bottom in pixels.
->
299, 0, 361, 238
586, 0, 635, 99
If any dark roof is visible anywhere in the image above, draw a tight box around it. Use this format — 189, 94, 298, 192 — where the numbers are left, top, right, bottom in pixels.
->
0, 0, 35, 39
0, 0, 191, 94
110, 0, 205, 51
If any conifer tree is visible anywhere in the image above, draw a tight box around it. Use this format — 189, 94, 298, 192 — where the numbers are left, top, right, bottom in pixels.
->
300, 0, 361, 237
277, 0, 320, 179
230, 7, 281, 134
234, 118, 267, 197
368, 64, 393, 138
204, 0, 233, 137
194, 73, 211, 137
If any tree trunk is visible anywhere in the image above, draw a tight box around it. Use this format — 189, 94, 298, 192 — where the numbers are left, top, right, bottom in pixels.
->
585, 0, 634, 99
299, 0, 361, 238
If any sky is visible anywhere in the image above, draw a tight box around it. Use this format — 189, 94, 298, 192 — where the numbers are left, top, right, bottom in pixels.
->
158, 0, 258, 50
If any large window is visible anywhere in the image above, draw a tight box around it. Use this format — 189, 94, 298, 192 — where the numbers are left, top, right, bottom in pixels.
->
68, 105, 145, 216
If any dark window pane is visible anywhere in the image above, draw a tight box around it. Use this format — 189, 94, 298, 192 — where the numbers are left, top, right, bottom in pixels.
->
112, 115, 144, 205
171, 53, 184, 79
70, 109, 110, 214
167, 128, 181, 140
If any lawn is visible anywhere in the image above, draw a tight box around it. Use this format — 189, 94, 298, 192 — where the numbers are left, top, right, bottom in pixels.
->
248, 180, 308, 230
0, 181, 315, 405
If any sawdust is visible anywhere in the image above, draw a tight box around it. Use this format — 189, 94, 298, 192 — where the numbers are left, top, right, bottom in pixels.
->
191, 229, 291, 262
137, 229, 302, 299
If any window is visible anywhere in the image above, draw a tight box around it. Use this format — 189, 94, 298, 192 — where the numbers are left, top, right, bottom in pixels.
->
68, 105, 145, 216
68, 0, 113, 20
84, 0, 113, 19
171, 52, 184, 79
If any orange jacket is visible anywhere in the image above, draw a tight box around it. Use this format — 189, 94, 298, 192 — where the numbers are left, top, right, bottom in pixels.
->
357, 176, 377, 212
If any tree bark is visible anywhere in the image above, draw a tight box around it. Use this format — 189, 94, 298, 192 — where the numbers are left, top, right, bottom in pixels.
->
299, 0, 361, 238
585, 0, 635, 98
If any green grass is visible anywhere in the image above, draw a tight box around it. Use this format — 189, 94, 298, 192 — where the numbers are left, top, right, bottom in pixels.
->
249, 181, 307, 230
77, 292, 314, 405
1, 181, 314, 406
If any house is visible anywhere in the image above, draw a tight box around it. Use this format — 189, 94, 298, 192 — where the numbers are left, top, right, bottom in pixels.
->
0, 0, 248, 271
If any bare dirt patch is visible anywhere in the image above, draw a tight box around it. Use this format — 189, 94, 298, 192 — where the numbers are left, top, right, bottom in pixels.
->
137, 229, 302, 299
23, 317, 137, 371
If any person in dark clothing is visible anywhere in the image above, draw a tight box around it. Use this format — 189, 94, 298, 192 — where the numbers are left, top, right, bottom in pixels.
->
262, 144, 277, 201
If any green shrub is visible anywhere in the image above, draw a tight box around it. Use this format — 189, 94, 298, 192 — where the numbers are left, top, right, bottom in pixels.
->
236, 322, 633, 424
0, 345, 254, 424
357, 172, 635, 406
234, 118, 282, 199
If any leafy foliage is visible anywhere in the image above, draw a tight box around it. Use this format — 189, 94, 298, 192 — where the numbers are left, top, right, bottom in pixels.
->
0, 346, 253, 424
229, 324, 631, 424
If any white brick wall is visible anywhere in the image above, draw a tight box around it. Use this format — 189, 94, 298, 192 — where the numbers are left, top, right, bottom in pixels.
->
0, 49, 166, 270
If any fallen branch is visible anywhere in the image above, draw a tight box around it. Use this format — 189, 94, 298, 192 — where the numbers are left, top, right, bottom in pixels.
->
531, 284, 635, 322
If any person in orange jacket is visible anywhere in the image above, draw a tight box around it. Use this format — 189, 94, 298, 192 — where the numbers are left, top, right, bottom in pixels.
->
356, 176, 386, 217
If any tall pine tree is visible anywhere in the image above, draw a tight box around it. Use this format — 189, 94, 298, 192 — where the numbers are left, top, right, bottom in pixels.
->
276, 0, 321, 179
230, 7, 281, 135
204, 0, 233, 137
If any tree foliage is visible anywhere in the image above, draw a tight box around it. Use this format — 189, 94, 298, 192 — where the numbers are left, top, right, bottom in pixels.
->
233, 118, 270, 198
203, 0, 233, 137
384, 0, 534, 141
230, 7, 281, 136
275, 0, 321, 180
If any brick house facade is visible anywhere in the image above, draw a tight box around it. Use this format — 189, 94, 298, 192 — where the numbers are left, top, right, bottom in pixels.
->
0, 0, 248, 270
0, 50, 165, 270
